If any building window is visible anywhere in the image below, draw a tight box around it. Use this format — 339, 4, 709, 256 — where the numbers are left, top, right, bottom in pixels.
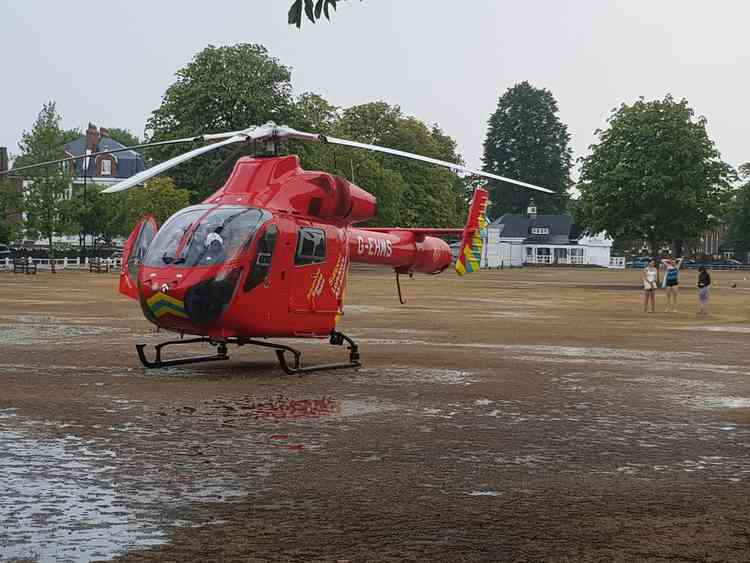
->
100, 159, 112, 176
530, 227, 549, 235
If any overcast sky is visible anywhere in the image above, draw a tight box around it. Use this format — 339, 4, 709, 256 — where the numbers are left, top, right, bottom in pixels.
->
1, 1, 748, 177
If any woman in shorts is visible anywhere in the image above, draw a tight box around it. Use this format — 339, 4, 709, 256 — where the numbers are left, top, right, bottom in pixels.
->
642, 259, 658, 313
661, 257, 684, 312
697, 266, 711, 315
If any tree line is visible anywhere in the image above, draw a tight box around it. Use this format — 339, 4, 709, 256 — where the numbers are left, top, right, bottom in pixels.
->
2, 41, 748, 261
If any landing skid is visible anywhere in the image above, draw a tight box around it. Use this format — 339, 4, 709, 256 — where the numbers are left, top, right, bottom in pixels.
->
135, 331, 361, 374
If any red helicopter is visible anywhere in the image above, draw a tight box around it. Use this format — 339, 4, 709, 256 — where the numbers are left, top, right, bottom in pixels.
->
7, 123, 551, 373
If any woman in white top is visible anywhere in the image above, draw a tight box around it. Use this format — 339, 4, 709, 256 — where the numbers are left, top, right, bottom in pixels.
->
642, 259, 658, 313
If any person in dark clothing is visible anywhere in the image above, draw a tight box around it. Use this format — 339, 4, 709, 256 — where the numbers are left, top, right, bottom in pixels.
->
697, 266, 711, 315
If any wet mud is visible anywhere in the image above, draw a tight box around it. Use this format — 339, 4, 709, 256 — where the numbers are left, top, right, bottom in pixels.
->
1, 269, 749, 562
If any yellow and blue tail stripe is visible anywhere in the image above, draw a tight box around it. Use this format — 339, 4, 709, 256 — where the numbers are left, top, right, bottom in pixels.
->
146, 292, 189, 319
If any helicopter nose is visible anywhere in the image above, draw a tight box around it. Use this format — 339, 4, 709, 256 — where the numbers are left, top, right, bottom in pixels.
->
183, 267, 244, 326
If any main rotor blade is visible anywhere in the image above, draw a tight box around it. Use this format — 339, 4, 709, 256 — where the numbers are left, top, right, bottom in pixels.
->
0, 136, 204, 177
320, 135, 554, 194
100, 134, 249, 194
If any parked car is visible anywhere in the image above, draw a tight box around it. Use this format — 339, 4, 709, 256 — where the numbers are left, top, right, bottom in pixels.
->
626, 256, 651, 269
712, 259, 742, 269
686, 258, 743, 270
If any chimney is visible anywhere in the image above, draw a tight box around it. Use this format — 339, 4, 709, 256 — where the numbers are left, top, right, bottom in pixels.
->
0, 147, 8, 173
527, 199, 538, 220
85, 122, 100, 151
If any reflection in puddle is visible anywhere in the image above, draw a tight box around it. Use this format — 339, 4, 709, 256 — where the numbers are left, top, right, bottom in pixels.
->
197, 395, 341, 421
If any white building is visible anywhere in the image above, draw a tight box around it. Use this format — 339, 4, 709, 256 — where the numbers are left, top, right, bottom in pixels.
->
482, 202, 623, 269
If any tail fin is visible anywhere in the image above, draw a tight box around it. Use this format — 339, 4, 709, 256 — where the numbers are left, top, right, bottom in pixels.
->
455, 187, 489, 276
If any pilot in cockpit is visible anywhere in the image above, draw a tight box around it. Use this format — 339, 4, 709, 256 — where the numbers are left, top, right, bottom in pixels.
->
203, 228, 225, 264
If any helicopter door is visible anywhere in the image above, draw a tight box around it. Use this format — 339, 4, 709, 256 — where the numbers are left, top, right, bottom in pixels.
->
119, 215, 158, 300
289, 226, 340, 315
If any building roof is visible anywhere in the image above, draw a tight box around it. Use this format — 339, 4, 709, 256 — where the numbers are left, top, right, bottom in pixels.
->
488, 212, 578, 245
65, 135, 146, 179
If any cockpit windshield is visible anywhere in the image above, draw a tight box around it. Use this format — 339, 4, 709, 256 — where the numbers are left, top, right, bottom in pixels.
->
144, 205, 270, 267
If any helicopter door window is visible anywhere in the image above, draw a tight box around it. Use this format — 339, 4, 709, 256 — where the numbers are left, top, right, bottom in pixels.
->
244, 224, 278, 292
295, 228, 326, 266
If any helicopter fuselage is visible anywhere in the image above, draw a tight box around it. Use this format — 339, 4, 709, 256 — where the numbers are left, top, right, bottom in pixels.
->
120, 155, 454, 340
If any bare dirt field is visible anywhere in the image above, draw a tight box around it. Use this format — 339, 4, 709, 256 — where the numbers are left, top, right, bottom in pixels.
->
1, 266, 750, 562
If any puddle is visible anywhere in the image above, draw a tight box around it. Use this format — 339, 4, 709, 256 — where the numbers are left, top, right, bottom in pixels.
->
679, 325, 750, 334
0, 391, 350, 561
356, 366, 478, 386
698, 397, 750, 409
0, 419, 165, 562
467, 491, 502, 497
357, 339, 748, 377
0, 323, 122, 345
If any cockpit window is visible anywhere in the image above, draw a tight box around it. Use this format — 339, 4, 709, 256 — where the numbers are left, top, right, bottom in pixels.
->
144, 205, 270, 267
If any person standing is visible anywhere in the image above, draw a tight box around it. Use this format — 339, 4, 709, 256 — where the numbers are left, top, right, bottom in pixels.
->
697, 266, 711, 315
642, 259, 658, 313
661, 256, 684, 312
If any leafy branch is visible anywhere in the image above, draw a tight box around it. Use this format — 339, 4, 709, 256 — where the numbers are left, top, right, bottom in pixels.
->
288, 0, 358, 28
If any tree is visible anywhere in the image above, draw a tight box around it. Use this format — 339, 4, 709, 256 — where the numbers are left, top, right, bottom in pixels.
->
67, 188, 127, 246
147, 44, 294, 201
333, 102, 467, 227
577, 95, 734, 257
122, 177, 190, 230
13, 102, 78, 173
25, 173, 73, 272
288, 0, 359, 28
482, 82, 572, 215
104, 127, 141, 148
14, 102, 78, 270
0, 179, 22, 244
727, 163, 750, 253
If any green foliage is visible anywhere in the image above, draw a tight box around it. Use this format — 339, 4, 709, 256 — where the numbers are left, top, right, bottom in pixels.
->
122, 177, 190, 230
14, 102, 78, 266
25, 172, 74, 267
292, 100, 467, 227
577, 95, 734, 256
0, 179, 22, 243
67, 188, 127, 245
104, 127, 141, 148
288, 0, 356, 28
482, 82, 572, 215
147, 44, 294, 201
145, 45, 467, 227
728, 163, 750, 248
13, 102, 77, 173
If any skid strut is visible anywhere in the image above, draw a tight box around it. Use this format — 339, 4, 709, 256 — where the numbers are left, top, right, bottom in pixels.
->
135, 331, 361, 374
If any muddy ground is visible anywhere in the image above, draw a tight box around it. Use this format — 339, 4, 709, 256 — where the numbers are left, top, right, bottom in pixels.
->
1, 266, 749, 562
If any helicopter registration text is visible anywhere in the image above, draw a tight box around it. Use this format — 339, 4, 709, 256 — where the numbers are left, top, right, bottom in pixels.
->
357, 236, 393, 258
